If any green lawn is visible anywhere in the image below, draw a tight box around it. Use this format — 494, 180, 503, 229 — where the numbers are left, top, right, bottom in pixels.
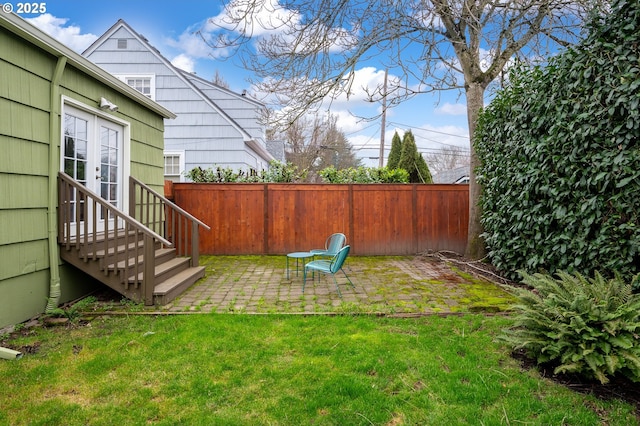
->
0, 314, 637, 425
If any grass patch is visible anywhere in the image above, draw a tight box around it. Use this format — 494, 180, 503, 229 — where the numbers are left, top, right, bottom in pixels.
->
0, 314, 637, 425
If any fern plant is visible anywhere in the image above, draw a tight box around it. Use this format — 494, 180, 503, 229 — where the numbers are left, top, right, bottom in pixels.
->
46, 296, 98, 321
499, 271, 640, 384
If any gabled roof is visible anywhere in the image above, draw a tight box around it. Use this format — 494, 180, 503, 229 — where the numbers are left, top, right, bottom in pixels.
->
433, 166, 470, 184
83, 20, 271, 158
180, 68, 265, 109
266, 139, 286, 162
0, 13, 175, 119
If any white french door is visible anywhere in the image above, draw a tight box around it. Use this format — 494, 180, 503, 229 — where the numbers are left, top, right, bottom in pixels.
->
62, 105, 124, 234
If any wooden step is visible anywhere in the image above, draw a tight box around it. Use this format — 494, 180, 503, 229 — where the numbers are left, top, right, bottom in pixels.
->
113, 247, 176, 271
153, 266, 206, 305
96, 240, 146, 269
126, 256, 190, 284
60, 234, 201, 306
66, 229, 144, 255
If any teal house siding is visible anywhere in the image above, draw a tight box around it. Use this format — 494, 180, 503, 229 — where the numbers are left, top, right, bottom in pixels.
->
0, 13, 175, 329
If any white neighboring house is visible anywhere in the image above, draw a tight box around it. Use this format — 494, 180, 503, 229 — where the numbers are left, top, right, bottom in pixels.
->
83, 19, 274, 182
433, 166, 470, 184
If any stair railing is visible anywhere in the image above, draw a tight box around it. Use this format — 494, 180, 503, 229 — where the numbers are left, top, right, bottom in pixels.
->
129, 176, 210, 267
58, 172, 172, 304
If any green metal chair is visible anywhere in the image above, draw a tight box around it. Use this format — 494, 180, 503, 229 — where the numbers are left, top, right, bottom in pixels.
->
303, 245, 353, 297
310, 232, 346, 258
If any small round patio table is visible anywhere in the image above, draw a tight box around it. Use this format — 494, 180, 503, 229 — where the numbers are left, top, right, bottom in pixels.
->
286, 252, 314, 279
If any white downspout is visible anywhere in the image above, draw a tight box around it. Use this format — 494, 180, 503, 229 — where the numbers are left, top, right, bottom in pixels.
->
45, 56, 67, 313
0, 347, 23, 360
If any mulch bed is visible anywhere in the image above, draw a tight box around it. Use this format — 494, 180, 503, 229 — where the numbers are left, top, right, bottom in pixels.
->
513, 350, 640, 418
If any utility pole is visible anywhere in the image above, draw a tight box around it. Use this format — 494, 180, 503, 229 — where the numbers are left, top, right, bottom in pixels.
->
379, 69, 388, 168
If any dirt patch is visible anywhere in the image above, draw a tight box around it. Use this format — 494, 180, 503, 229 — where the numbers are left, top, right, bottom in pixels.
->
0, 315, 90, 356
17, 342, 41, 355
0, 327, 41, 356
419, 250, 521, 288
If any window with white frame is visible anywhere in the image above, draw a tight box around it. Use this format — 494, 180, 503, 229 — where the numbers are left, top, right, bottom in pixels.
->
164, 151, 184, 181
115, 74, 155, 100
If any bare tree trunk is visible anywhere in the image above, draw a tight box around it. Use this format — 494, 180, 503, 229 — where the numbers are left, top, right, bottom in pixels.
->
465, 82, 487, 260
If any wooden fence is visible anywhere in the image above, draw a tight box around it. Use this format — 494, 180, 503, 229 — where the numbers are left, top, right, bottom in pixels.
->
165, 182, 469, 256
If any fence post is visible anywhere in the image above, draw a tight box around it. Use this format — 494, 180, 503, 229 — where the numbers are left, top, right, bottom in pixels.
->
263, 183, 269, 254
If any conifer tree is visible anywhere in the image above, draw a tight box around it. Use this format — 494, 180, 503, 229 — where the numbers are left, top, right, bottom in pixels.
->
386, 131, 402, 169
398, 130, 433, 183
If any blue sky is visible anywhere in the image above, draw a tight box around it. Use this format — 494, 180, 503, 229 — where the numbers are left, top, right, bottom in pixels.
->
14, 0, 471, 167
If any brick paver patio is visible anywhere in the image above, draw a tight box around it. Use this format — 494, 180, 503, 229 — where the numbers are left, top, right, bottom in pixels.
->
158, 255, 516, 315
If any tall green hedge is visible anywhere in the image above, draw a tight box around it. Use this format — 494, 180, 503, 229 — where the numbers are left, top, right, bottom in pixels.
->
475, 0, 640, 281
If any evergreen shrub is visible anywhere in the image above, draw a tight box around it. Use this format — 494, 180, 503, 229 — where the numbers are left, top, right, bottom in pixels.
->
398, 130, 433, 183
499, 271, 640, 384
319, 166, 409, 183
186, 161, 307, 183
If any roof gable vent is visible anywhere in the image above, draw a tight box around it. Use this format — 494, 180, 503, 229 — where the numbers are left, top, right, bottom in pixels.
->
117, 39, 127, 49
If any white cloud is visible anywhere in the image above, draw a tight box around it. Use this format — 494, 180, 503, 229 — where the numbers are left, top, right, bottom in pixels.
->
171, 54, 195, 73
206, 0, 302, 37
434, 103, 467, 116
26, 14, 97, 52
164, 25, 234, 59
305, 67, 405, 121
202, 0, 355, 57
333, 67, 387, 104
330, 109, 370, 135
249, 66, 389, 126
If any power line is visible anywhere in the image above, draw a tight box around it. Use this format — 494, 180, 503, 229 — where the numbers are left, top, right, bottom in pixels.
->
352, 126, 382, 153
352, 145, 470, 155
387, 121, 469, 139
420, 150, 470, 158
413, 135, 471, 150
344, 122, 379, 136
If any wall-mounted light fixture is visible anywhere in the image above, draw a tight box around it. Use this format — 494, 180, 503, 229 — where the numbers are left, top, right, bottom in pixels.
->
99, 97, 118, 112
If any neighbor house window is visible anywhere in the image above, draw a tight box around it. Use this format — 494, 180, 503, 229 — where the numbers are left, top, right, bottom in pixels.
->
115, 74, 155, 100
164, 151, 185, 182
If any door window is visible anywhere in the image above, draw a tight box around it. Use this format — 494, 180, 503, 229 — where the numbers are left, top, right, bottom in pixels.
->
62, 105, 124, 231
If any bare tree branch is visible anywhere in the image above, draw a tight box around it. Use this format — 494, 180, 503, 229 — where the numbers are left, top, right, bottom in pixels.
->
209, 0, 607, 257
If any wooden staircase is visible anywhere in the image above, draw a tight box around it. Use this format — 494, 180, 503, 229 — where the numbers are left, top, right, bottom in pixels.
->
57, 173, 210, 306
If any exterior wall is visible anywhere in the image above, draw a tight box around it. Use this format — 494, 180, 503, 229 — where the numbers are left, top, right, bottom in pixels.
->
58, 66, 166, 191
1, 26, 56, 328
83, 23, 271, 180
0, 23, 166, 329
